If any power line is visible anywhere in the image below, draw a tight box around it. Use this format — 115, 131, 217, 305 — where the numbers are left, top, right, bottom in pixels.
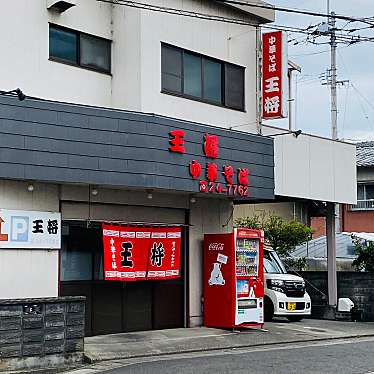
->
97, 0, 374, 45
215, 0, 374, 26
290, 49, 330, 57
96, 0, 308, 33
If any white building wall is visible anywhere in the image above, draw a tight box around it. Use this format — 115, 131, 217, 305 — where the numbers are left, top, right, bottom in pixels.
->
138, 1, 258, 131
0, 181, 59, 299
0, 0, 112, 107
0, 0, 260, 133
262, 126, 357, 205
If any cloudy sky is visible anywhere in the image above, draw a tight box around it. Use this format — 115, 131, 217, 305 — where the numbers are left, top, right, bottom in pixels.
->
265, 0, 374, 141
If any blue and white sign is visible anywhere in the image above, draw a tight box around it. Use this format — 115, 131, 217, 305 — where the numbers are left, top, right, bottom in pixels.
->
0, 209, 61, 249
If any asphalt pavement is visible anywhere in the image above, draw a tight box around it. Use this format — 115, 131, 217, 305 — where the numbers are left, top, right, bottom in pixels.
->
57, 318, 374, 374
65, 336, 374, 374
83, 318, 374, 363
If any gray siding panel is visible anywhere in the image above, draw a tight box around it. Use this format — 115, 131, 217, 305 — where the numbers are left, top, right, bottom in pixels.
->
0, 96, 274, 200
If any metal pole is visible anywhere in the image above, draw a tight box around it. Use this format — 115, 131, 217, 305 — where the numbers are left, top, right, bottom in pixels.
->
330, 12, 338, 140
288, 69, 293, 131
326, 202, 337, 306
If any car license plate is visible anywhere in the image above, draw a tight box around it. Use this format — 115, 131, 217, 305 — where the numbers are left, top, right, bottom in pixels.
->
287, 302, 296, 311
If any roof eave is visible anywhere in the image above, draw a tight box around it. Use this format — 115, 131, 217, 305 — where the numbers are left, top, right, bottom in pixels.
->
217, 0, 275, 24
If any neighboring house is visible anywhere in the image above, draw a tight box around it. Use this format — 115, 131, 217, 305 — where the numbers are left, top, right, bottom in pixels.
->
343, 141, 374, 232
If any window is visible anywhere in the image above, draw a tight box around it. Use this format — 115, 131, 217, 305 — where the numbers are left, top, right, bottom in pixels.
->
264, 250, 287, 274
49, 27, 78, 64
225, 64, 245, 110
49, 24, 111, 74
161, 46, 182, 93
60, 225, 104, 281
203, 59, 222, 104
358, 184, 374, 200
161, 44, 245, 110
184, 52, 202, 98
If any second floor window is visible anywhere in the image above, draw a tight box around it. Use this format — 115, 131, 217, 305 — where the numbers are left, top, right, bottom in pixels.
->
161, 44, 245, 111
49, 24, 111, 74
357, 184, 374, 200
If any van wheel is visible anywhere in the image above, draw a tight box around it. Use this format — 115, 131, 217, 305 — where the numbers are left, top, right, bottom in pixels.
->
264, 296, 274, 322
287, 316, 303, 322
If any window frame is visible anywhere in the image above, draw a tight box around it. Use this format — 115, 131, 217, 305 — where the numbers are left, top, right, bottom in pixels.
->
49, 23, 112, 75
161, 43, 245, 111
358, 183, 374, 200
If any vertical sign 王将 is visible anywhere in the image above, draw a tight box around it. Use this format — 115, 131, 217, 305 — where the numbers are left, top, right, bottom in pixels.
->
262, 31, 288, 119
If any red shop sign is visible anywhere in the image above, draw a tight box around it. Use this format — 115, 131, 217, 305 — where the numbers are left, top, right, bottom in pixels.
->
262, 31, 288, 119
102, 224, 182, 281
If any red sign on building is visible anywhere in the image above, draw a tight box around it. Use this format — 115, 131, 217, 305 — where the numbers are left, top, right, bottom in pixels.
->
169, 131, 250, 197
103, 224, 182, 281
262, 31, 288, 119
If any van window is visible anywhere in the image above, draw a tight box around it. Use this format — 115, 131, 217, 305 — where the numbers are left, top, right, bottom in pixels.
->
264, 250, 287, 274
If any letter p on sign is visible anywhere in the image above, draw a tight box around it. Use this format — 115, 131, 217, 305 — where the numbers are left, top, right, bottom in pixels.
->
11, 216, 29, 242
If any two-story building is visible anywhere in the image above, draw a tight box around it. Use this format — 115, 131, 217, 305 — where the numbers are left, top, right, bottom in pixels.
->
0, 0, 277, 336
0, 0, 356, 337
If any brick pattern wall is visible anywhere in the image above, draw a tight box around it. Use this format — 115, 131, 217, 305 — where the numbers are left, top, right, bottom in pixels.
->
0, 297, 85, 359
310, 217, 326, 239
342, 205, 374, 233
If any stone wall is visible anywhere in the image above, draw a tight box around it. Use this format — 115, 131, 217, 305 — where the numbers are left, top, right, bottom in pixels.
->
0, 296, 85, 372
299, 271, 374, 321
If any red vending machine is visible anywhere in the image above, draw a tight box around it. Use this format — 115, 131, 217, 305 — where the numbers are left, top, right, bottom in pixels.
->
203, 228, 264, 329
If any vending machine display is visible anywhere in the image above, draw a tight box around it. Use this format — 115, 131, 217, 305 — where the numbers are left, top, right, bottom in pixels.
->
204, 228, 264, 329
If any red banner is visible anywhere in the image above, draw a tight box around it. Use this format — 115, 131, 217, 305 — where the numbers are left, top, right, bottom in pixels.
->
262, 31, 288, 119
102, 224, 182, 281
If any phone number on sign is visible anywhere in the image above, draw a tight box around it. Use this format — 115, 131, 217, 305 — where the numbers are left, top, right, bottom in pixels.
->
199, 181, 249, 196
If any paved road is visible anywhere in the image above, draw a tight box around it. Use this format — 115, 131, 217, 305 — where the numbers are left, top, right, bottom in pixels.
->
69, 337, 374, 374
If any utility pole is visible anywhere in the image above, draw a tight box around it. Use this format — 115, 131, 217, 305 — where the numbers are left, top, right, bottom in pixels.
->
327, 0, 337, 308
330, 11, 338, 140
319, 5, 348, 140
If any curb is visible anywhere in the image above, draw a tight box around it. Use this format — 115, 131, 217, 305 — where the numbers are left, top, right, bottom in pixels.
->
84, 332, 374, 364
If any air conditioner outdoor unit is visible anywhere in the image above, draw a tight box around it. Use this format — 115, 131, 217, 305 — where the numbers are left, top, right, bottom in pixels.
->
47, 0, 76, 13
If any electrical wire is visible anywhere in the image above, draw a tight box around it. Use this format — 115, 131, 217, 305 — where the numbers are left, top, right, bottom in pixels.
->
290, 49, 330, 57
214, 0, 374, 26
96, 0, 374, 44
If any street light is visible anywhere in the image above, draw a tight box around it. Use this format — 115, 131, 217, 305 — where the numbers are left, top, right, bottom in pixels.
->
0, 88, 26, 101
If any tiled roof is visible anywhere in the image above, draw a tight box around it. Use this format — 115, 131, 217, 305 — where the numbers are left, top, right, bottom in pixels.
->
356, 141, 374, 167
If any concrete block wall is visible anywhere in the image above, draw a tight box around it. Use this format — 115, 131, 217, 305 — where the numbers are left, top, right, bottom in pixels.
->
299, 271, 374, 321
0, 296, 85, 372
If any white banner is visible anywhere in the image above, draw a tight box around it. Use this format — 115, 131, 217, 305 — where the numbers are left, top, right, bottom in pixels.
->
0, 209, 61, 249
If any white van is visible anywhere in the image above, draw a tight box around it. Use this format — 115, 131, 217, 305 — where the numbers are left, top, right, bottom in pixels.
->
264, 249, 311, 322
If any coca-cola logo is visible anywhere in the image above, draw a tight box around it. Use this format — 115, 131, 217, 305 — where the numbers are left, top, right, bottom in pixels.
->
208, 243, 224, 251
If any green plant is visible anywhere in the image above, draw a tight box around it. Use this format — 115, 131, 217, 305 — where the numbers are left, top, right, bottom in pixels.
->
234, 215, 262, 230
264, 216, 312, 258
235, 214, 312, 269
352, 236, 374, 272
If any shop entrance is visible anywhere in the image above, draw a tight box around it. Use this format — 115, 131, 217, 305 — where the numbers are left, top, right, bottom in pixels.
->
59, 224, 186, 336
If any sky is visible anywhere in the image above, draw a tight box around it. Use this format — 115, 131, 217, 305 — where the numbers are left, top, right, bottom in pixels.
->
265, 0, 374, 141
